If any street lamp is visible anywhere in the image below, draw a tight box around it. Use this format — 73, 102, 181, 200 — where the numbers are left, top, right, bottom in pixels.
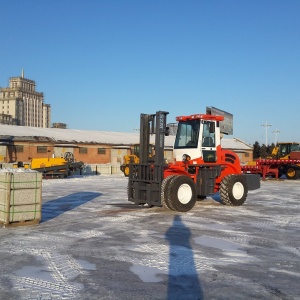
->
261, 121, 272, 145
272, 129, 280, 145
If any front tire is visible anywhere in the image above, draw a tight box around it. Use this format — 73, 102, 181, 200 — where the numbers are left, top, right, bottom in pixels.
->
161, 175, 177, 209
220, 175, 248, 206
165, 175, 196, 212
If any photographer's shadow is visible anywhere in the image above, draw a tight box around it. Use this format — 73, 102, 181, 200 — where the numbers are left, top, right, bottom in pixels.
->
165, 215, 203, 300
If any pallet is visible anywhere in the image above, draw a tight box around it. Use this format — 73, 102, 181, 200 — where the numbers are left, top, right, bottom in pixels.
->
1, 218, 40, 227
0, 171, 42, 227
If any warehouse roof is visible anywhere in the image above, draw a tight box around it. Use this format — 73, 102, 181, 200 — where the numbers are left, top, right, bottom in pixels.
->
0, 124, 252, 150
221, 137, 253, 150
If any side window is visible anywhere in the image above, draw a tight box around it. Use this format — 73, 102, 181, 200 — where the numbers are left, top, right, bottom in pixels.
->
15, 145, 24, 153
37, 146, 47, 153
79, 147, 88, 154
291, 144, 300, 151
202, 121, 215, 147
98, 148, 106, 154
280, 145, 287, 157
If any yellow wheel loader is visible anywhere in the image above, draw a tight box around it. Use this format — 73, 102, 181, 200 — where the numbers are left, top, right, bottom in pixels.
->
120, 144, 153, 177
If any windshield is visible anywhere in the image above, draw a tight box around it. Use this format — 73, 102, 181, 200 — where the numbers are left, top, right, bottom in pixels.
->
174, 120, 200, 149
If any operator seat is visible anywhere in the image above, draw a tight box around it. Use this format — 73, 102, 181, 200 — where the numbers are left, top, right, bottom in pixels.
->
202, 137, 214, 147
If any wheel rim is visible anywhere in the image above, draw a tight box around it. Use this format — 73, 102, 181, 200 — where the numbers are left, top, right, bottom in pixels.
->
177, 183, 192, 204
232, 182, 244, 200
287, 168, 295, 178
124, 166, 129, 176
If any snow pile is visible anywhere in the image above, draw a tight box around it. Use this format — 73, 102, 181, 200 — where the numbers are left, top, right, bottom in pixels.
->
0, 168, 38, 173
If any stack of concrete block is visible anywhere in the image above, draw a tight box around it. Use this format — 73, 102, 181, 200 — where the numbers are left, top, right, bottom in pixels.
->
0, 171, 42, 226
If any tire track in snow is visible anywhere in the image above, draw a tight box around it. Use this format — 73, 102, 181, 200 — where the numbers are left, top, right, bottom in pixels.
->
11, 247, 88, 299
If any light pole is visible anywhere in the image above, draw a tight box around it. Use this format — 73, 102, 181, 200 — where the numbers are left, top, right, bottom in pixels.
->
261, 121, 272, 145
272, 129, 280, 145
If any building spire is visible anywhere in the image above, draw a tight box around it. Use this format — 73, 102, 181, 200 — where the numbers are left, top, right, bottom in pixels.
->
21, 69, 24, 78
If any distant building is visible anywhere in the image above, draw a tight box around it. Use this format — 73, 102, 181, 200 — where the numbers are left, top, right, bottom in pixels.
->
52, 122, 67, 129
167, 123, 178, 135
0, 113, 17, 125
0, 70, 51, 127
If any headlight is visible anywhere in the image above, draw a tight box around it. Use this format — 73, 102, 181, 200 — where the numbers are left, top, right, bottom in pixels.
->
182, 154, 191, 162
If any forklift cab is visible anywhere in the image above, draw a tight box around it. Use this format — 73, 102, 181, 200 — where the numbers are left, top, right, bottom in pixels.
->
173, 119, 217, 163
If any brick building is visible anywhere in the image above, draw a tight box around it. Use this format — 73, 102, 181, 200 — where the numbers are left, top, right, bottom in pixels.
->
0, 124, 254, 167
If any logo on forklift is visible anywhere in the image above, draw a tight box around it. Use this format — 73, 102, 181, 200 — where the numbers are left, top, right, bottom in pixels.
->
159, 114, 164, 147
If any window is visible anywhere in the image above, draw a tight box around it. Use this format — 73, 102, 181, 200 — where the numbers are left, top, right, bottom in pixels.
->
98, 148, 106, 154
174, 120, 200, 149
37, 146, 48, 153
79, 147, 88, 154
15, 145, 24, 153
291, 144, 300, 151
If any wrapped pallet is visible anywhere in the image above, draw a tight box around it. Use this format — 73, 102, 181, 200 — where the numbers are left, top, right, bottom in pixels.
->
0, 170, 42, 226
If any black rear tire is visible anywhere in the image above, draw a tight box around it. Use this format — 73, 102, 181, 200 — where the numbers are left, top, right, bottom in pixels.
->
220, 175, 248, 206
165, 175, 196, 212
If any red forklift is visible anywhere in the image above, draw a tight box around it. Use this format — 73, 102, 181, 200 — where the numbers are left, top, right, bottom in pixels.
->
128, 109, 260, 212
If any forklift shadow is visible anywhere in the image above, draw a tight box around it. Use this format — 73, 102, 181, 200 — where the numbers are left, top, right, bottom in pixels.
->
41, 192, 102, 223
165, 215, 204, 299
210, 192, 222, 204
197, 192, 222, 205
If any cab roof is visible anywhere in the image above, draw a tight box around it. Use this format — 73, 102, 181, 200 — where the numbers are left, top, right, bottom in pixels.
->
176, 114, 224, 122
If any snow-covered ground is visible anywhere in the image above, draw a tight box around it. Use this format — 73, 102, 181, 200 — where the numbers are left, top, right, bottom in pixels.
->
0, 174, 300, 300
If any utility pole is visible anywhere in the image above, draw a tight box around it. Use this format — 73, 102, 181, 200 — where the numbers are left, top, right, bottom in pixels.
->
272, 129, 280, 145
261, 121, 272, 145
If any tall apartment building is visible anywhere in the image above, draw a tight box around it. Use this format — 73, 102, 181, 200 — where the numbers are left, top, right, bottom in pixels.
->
0, 70, 51, 127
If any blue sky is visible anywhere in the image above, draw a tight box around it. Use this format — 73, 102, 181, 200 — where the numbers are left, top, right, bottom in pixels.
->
1, 0, 299, 145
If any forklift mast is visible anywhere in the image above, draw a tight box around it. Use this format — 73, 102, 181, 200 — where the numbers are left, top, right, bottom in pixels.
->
139, 111, 169, 165
128, 111, 169, 206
